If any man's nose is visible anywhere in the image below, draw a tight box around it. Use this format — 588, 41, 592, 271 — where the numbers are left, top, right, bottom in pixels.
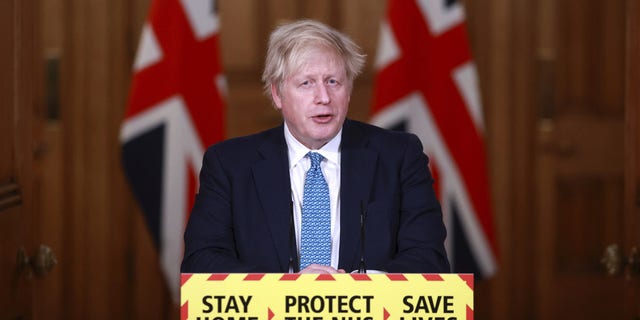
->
315, 84, 331, 104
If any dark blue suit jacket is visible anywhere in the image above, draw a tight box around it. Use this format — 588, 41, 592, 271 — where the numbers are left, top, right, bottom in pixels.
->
181, 119, 450, 273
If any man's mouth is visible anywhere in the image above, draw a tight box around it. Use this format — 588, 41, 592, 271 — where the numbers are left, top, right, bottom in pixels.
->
312, 114, 333, 123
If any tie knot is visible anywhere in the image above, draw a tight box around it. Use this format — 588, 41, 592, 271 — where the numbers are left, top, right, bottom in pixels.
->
307, 152, 323, 169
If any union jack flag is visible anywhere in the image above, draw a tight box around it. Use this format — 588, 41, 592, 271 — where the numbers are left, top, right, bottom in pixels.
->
120, 0, 226, 301
371, 0, 498, 278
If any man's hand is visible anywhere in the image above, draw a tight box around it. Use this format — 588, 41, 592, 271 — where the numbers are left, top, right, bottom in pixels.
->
299, 264, 346, 274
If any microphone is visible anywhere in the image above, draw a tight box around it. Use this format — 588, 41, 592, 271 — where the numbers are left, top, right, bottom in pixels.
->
358, 200, 367, 274
288, 200, 299, 273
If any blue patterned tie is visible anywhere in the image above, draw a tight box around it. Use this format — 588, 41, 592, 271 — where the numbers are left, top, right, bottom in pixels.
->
300, 152, 331, 269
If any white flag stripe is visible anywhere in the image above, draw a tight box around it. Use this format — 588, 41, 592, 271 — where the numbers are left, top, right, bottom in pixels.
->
133, 24, 163, 72
453, 62, 484, 133
160, 96, 205, 302
417, 0, 465, 36
374, 19, 401, 70
180, 0, 220, 40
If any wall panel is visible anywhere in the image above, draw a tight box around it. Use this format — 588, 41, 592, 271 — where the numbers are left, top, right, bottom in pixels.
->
219, 0, 260, 70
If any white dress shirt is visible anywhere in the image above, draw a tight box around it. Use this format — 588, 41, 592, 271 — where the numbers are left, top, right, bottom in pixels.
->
284, 123, 341, 269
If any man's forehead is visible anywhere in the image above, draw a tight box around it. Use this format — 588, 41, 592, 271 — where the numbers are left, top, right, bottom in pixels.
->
287, 53, 345, 78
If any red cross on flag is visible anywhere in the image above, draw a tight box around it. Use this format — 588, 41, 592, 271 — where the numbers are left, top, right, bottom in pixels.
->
120, 0, 226, 301
370, 0, 498, 278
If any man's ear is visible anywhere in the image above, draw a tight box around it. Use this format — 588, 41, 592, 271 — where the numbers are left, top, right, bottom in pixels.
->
270, 83, 282, 110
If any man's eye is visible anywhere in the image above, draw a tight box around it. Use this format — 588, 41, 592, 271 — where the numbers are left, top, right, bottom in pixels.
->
327, 79, 338, 85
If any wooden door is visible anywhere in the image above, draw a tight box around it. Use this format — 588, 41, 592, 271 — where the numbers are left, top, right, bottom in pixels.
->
625, 0, 640, 317
0, 0, 38, 318
535, 0, 637, 318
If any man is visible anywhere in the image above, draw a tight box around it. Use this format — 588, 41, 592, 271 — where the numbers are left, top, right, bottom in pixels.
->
181, 19, 450, 274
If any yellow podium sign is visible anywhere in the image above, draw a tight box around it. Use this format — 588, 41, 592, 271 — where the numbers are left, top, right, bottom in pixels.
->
180, 273, 473, 320
181, 273, 473, 320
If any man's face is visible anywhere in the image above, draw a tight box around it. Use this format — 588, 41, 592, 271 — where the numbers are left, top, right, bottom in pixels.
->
271, 46, 351, 150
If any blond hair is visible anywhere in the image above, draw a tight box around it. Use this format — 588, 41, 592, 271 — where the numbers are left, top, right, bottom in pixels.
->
262, 19, 366, 100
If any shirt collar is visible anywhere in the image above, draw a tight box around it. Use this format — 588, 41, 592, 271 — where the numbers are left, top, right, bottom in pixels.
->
284, 122, 342, 169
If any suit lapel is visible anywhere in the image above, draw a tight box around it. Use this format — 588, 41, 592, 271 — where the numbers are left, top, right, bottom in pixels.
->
252, 126, 292, 271
339, 120, 378, 269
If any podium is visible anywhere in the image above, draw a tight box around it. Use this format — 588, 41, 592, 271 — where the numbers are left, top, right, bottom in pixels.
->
181, 273, 473, 320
